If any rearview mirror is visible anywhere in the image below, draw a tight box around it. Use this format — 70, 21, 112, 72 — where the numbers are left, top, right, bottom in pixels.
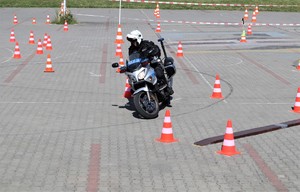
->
112, 62, 119, 68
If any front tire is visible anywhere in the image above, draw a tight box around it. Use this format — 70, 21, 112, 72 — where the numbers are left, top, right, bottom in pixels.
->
133, 91, 159, 119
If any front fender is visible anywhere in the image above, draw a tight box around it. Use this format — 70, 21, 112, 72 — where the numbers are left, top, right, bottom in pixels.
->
133, 86, 149, 95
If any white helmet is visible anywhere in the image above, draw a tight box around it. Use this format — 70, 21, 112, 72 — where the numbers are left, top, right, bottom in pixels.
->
126, 30, 143, 45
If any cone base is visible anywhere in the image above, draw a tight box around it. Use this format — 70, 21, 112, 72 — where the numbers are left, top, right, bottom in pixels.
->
291, 109, 300, 113
211, 95, 223, 99
217, 150, 241, 156
13, 56, 21, 59
44, 69, 54, 72
155, 138, 178, 143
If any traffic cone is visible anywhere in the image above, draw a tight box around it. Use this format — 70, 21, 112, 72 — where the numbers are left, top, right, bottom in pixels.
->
156, 110, 178, 143
176, 41, 183, 57
13, 42, 21, 59
251, 11, 257, 23
13, 14, 18, 24
243, 8, 248, 20
32, 18, 36, 24
115, 44, 123, 57
211, 74, 223, 99
217, 120, 241, 156
155, 22, 161, 33
114, 24, 124, 44
43, 33, 48, 47
247, 24, 252, 35
292, 87, 300, 113
28, 30, 35, 44
36, 39, 43, 54
296, 60, 300, 70
46, 15, 51, 24
240, 30, 247, 43
154, 3, 159, 17
46, 35, 53, 50
123, 78, 132, 98
255, 5, 259, 15
64, 20, 68, 31
116, 56, 125, 73
44, 54, 54, 72
10, 29, 16, 43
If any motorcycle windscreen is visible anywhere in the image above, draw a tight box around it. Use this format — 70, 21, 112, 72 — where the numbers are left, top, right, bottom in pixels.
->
127, 52, 142, 72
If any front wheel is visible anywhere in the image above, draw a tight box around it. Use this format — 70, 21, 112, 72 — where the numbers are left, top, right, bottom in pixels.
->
133, 91, 159, 119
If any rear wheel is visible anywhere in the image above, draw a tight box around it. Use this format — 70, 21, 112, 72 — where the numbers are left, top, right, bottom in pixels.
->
133, 91, 159, 119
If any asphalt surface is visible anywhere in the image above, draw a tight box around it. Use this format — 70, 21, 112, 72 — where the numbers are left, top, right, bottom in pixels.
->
0, 7, 300, 192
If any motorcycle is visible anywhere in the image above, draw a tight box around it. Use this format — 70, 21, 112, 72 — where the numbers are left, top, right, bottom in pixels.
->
112, 38, 176, 119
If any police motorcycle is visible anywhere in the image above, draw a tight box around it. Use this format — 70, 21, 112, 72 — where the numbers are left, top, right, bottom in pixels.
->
112, 38, 176, 119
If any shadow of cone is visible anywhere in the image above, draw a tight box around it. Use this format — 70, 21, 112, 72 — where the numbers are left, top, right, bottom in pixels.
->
217, 120, 241, 156
292, 87, 300, 113
211, 74, 223, 99
123, 78, 132, 98
156, 110, 178, 143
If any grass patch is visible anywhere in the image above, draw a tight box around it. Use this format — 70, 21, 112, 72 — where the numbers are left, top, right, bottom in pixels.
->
0, 0, 299, 12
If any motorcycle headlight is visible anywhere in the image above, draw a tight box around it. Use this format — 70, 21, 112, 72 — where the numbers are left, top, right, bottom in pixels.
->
138, 70, 145, 80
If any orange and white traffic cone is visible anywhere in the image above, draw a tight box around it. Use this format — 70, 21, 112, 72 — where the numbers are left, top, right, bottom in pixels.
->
292, 87, 300, 113
44, 54, 54, 72
240, 30, 247, 43
115, 44, 123, 57
247, 24, 252, 35
116, 56, 125, 73
243, 8, 248, 20
296, 60, 300, 70
13, 14, 18, 24
176, 41, 183, 57
28, 30, 35, 44
32, 18, 36, 24
46, 35, 53, 50
255, 5, 259, 15
155, 22, 161, 33
211, 74, 223, 99
114, 24, 124, 44
46, 15, 51, 24
217, 120, 241, 156
43, 33, 48, 47
154, 3, 159, 17
10, 29, 16, 43
251, 11, 257, 23
13, 42, 21, 59
156, 110, 178, 143
64, 20, 68, 31
36, 39, 43, 54
123, 78, 132, 98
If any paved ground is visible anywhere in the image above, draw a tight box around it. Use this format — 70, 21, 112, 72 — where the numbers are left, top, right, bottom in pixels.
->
0, 7, 300, 192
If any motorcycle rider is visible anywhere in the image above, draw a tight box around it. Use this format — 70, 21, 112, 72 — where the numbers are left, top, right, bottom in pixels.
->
125, 30, 174, 104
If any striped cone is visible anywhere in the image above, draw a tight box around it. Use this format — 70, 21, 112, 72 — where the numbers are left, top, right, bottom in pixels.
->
247, 24, 252, 35
36, 39, 43, 54
155, 22, 161, 33
10, 29, 16, 43
44, 54, 54, 72
46, 15, 50, 24
43, 33, 48, 47
243, 8, 248, 20
251, 11, 257, 23
46, 35, 53, 50
176, 41, 183, 57
116, 56, 125, 73
156, 110, 178, 143
123, 78, 132, 98
240, 30, 247, 43
255, 6, 259, 15
211, 74, 223, 99
154, 3, 159, 17
28, 30, 35, 44
32, 18, 36, 24
115, 44, 123, 57
217, 120, 241, 156
13, 42, 21, 59
296, 60, 300, 70
114, 24, 124, 44
292, 87, 300, 113
64, 20, 68, 31
13, 14, 18, 24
